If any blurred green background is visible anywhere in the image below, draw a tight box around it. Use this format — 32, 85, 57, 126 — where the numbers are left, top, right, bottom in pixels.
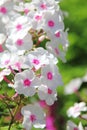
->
57, 0, 87, 129
0, 0, 87, 129
60, 0, 87, 83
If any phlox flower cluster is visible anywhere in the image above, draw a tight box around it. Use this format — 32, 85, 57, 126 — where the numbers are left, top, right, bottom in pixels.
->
0, 0, 69, 129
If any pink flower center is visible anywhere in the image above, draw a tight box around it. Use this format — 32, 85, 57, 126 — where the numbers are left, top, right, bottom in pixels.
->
16, 39, 23, 46
74, 106, 80, 112
33, 59, 40, 65
30, 114, 36, 122
15, 62, 21, 68
55, 48, 59, 55
47, 72, 53, 80
48, 20, 55, 27
0, 45, 4, 52
40, 3, 47, 9
24, 8, 29, 14
74, 128, 78, 130
16, 24, 22, 31
4, 60, 10, 65
73, 87, 78, 92
55, 31, 60, 38
48, 88, 52, 94
23, 79, 31, 87
35, 15, 42, 21
0, 7, 7, 14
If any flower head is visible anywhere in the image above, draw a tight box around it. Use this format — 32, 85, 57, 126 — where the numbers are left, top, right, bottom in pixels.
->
21, 104, 46, 130
14, 69, 40, 97
67, 102, 87, 118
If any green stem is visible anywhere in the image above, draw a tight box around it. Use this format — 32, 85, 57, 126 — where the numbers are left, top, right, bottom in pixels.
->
8, 117, 14, 130
8, 95, 22, 130
4, 101, 13, 119
3, 96, 22, 130
3, 100, 14, 130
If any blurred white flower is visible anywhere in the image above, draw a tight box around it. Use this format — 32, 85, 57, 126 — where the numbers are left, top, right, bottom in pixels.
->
67, 102, 87, 118
46, 40, 66, 62
66, 120, 84, 130
64, 78, 82, 95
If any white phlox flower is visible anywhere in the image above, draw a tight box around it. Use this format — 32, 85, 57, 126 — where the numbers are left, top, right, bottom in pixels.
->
14, 2, 35, 14
14, 69, 40, 97
47, 29, 69, 50
38, 85, 57, 105
0, 50, 18, 68
0, 1, 16, 24
21, 104, 46, 130
64, 78, 82, 95
10, 55, 30, 71
67, 102, 87, 118
42, 10, 64, 34
0, 51, 28, 70
41, 64, 63, 90
6, 15, 31, 39
66, 120, 84, 130
25, 47, 57, 70
46, 41, 66, 62
6, 33, 33, 52
32, 0, 59, 12
31, 11, 44, 30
